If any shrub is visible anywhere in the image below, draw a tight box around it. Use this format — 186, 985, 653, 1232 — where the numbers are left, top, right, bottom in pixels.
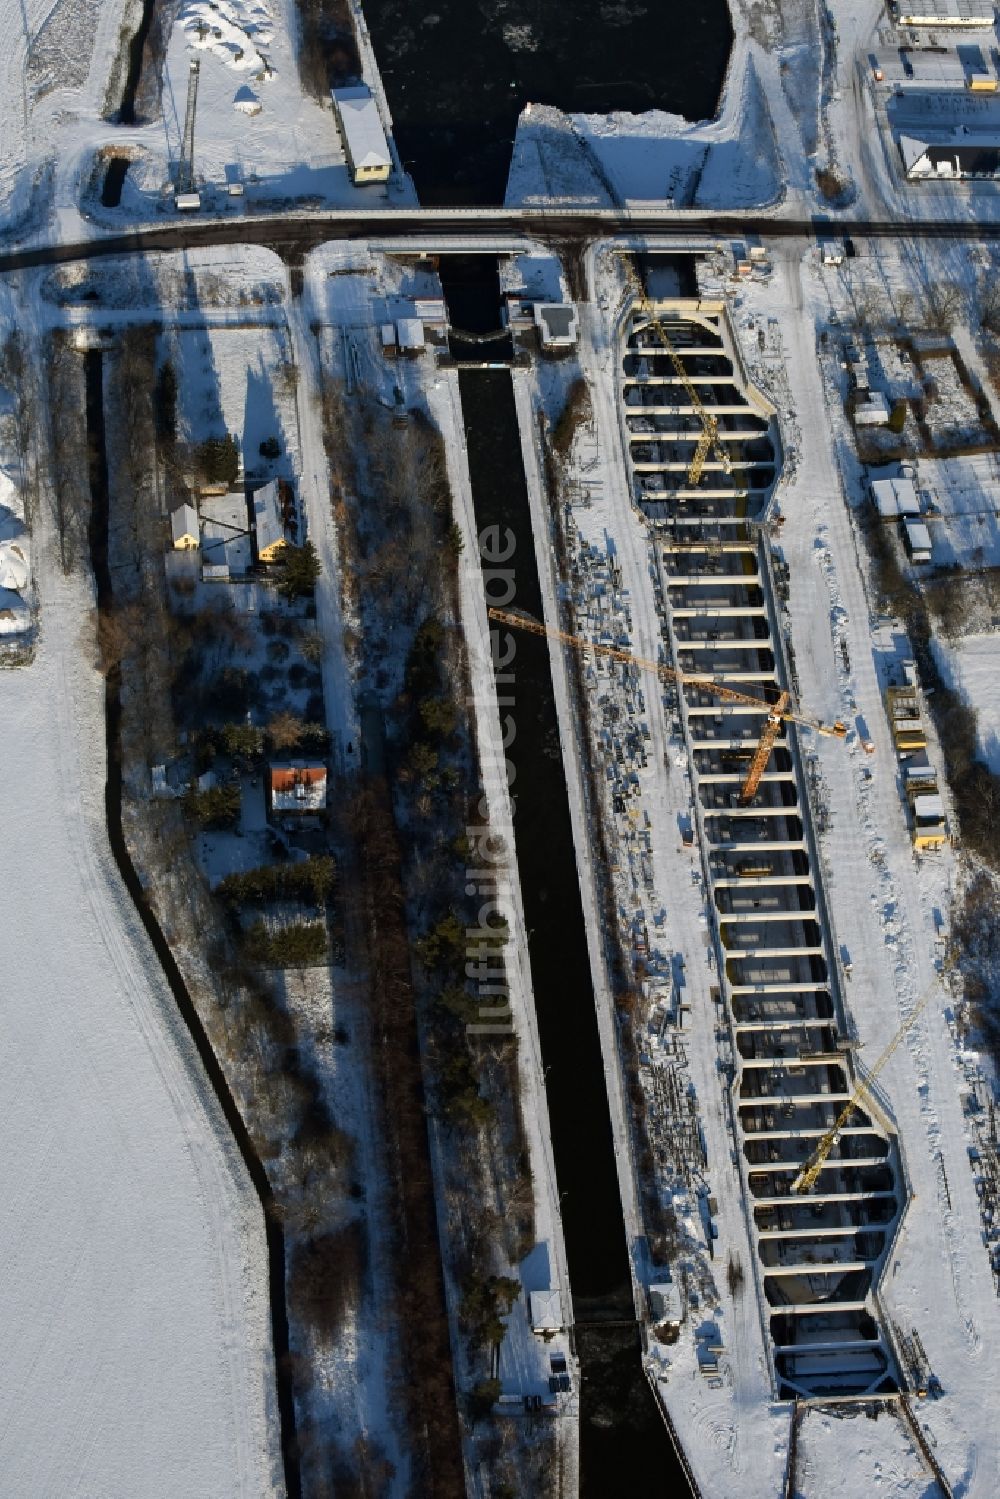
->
552, 376, 591, 459
277, 540, 321, 599
288, 1220, 367, 1344
154, 361, 177, 443
408, 741, 439, 779
268, 710, 305, 750
184, 782, 241, 827
216, 857, 336, 908
222, 721, 264, 758
467, 1378, 501, 1423
815, 165, 849, 203
245, 919, 328, 966
420, 695, 459, 739
196, 433, 240, 486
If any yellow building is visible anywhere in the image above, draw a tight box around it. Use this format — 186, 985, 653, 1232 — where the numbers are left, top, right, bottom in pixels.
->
253, 481, 287, 563
170, 502, 199, 550
332, 86, 391, 185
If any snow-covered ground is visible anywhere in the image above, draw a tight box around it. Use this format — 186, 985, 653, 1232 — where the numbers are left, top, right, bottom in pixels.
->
932, 633, 1000, 774
0, 0, 414, 243
0, 529, 278, 1496
742, 240, 1000, 1498
794, 1402, 934, 1499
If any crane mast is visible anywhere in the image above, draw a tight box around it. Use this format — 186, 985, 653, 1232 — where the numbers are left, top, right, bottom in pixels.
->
791, 974, 944, 1194
621, 256, 737, 490
178, 58, 201, 197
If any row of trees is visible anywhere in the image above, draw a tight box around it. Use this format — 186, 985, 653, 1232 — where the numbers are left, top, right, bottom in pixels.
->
323, 372, 546, 1481
216, 856, 335, 908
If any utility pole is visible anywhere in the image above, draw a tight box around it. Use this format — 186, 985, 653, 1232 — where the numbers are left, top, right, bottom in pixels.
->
178, 58, 201, 197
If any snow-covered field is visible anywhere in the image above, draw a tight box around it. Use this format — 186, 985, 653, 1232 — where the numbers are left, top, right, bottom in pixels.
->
0, 547, 277, 1496
932, 632, 1000, 774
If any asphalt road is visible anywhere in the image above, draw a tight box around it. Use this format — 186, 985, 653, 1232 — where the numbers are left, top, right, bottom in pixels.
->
0, 206, 998, 275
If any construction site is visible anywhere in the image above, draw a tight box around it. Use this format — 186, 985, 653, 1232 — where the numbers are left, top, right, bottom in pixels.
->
621, 286, 908, 1398
499, 225, 1000, 1497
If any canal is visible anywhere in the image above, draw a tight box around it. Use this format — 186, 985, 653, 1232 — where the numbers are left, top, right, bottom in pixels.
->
440, 259, 689, 1495
362, 0, 732, 204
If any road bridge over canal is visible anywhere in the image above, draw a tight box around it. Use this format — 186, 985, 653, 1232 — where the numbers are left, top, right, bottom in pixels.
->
1, 206, 1000, 275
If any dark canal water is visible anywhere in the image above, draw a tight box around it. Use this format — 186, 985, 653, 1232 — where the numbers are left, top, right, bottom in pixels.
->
440, 260, 690, 1496
362, 0, 733, 204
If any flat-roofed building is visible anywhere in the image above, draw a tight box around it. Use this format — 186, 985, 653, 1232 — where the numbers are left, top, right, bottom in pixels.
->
533, 302, 579, 351
897, 0, 994, 25
396, 317, 424, 354
900, 127, 1000, 177
871, 472, 921, 517
331, 86, 391, 185
904, 518, 933, 562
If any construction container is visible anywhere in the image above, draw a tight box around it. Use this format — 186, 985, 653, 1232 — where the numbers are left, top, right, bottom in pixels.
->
886, 685, 927, 754
912, 792, 947, 849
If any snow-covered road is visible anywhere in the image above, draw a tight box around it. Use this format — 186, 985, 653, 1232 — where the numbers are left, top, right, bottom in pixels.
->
0, 550, 277, 1496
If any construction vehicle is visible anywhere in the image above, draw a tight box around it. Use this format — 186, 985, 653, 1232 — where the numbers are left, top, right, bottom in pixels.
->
619, 256, 737, 491
791, 970, 945, 1194
487, 606, 846, 803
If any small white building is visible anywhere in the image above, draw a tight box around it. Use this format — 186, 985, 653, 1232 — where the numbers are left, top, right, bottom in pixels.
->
904, 518, 933, 563
331, 86, 391, 185
534, 303, 579, 352
649, 1282, 682, 1328
871, 473, 920, 518
396, 318, 425, 355
855, 391, 892, 427
413, 298, 448, 327
899, 129, 1000, 180
170, 502, 199, 550
528, 1288, 563, 1335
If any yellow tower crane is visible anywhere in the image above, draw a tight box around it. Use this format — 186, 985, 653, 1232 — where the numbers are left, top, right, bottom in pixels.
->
487, 606, 846, 803
620, 256, 736, 491
791, 971, 946, 1194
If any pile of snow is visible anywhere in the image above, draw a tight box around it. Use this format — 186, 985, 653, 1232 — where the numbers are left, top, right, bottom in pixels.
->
0, 586, 29, 633
180, 0, 275, 78
0, 538, 29, 591
505, 58, 780, 210
234, 84, 261, 116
